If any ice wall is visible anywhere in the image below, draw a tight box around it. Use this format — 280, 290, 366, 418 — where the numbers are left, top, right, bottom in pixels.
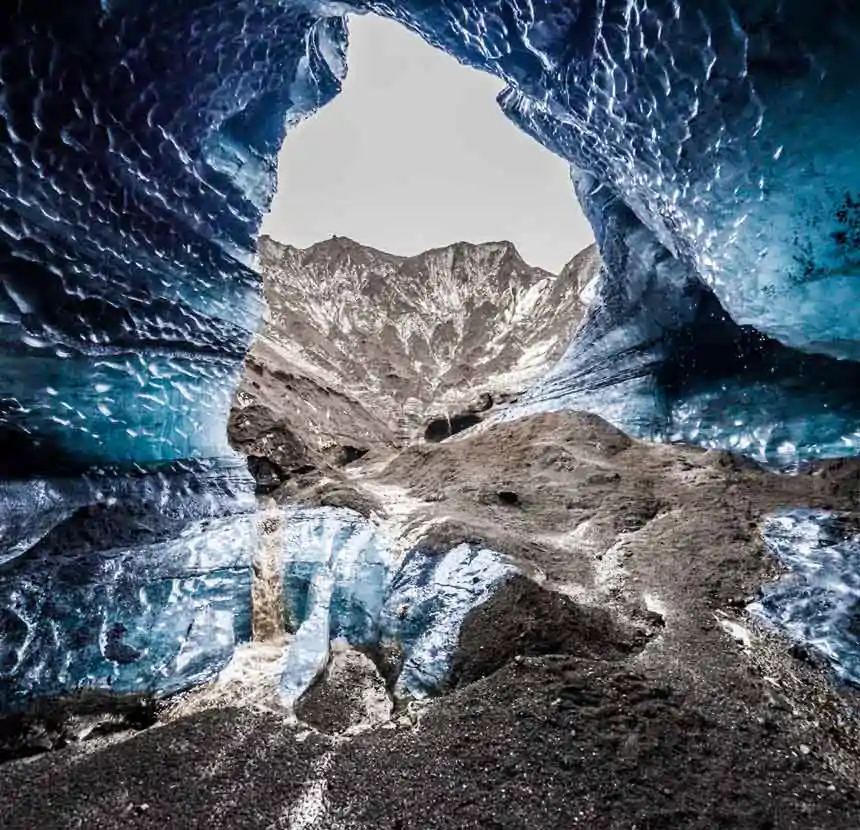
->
0, 1, 348, 706
279, 507, 517, 702
3, 2, 858, 475
0, 463, 256, 707
510, 175, 860, 465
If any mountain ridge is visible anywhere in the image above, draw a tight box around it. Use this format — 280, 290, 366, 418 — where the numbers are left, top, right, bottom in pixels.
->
230, 234, 601, 490
262, 234, 563, 274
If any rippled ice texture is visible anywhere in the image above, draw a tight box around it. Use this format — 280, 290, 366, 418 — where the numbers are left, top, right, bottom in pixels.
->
0, 463, 257, 708
2, 2, 860, 703
752, 510, 860, 686
1, 3, 858, 471
510, 180, 860, 465
0, 1, 346, 707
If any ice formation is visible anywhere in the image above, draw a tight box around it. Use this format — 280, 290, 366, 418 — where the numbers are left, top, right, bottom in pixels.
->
1, 2, 859, 703
279, 507, 517, 702
753, 511, 860, 686
279, 507, 391, 705
0, 463, 257, 707
379, 543, 519, 696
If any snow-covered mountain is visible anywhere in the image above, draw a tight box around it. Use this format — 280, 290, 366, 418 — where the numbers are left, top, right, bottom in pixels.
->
230, 235, 599, 480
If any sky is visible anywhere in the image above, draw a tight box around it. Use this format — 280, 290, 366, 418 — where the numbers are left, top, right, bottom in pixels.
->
260, 14, 594, 275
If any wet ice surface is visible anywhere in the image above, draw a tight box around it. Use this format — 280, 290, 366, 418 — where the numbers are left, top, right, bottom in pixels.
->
0, 497, 516, 710
282, 507, 391, 645
505, 181, 860, 467
0, 463, 257, 708
279, 507, 388, 705
379, 545, 519, 697
0, 2, 857, 472
0, 515, 254, 707
280, 507, 517, 702
0, 3, 858, 474
752, 510, 860, 686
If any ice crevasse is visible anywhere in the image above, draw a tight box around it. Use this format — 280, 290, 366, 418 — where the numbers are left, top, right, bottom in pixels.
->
1, 1, 859, 705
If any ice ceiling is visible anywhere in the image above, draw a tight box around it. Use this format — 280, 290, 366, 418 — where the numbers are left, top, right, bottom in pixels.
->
1, 1, 859, 706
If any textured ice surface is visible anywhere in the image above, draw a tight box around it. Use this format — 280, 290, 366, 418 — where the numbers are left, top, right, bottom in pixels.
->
2, 2, 860, 702
280, 507, 390, 703
278, 507, 515, 702
0, 3, 857, 470
752, 511, 860, 686
365, 1, 860, 464
357, 1, 860, 465
511, 177, 860, 466
0, 2, 345, 706
0, 463, 256, 707
0, 3, 349, 473
379, 543, 519, 697
281, 507, 390, 643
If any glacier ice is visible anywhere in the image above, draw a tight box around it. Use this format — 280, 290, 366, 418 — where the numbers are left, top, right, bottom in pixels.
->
752, 510, 860, 686
0, 2, 857, 471
281, 507, 391, 646
512, 175, 860, 466
0, 0, 347, 706
278, 506, 517, 702
378, 543, 519, 697
1, 1, 860, 704
279, 506, 390, 704
0, 463, 257, 708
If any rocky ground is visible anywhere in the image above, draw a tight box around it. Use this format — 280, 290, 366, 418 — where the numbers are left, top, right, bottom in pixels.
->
5, 411, 860, 828
229, 237, 599, 492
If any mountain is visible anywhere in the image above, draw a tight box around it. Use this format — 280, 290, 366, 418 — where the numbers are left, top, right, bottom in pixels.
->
229, 235, 600, 487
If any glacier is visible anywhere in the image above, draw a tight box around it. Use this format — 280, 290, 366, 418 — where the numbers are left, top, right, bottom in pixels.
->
279, 506, 517, 702
279, 507, 391, 705
378, 543, 519, 697
512, 174, 860, 466
1, 1, 860, 705
0, 462, 257, 708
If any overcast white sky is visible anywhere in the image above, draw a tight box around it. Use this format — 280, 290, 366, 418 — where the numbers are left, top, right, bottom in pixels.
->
261, 14, 593, 274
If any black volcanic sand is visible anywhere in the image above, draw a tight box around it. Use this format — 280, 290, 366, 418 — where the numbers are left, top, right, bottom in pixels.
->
5, 411, 860, 828
294, 645, 392, 735
3, 658, 860, 829
0, 693, 157, 764
448, 574, 647, 688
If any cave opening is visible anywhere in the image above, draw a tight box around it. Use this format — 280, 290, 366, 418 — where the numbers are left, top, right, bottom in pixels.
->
2, 1, 860, 748
239, 12, 600, 473
261, 14, 594, 273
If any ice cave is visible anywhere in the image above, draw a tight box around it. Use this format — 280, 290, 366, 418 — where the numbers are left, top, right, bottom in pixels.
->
1, 1, 860, 710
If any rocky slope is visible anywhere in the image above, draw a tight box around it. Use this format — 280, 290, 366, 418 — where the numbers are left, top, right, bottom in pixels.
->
217, 236, 860, 827
229, 236, 599, 487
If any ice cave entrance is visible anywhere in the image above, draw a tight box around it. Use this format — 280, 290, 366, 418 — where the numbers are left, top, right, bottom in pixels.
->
3, 0, 860, 716
260, 14, 594, 270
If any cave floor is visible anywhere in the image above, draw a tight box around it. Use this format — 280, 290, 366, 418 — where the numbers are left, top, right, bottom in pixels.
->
2, 653, 860, 830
